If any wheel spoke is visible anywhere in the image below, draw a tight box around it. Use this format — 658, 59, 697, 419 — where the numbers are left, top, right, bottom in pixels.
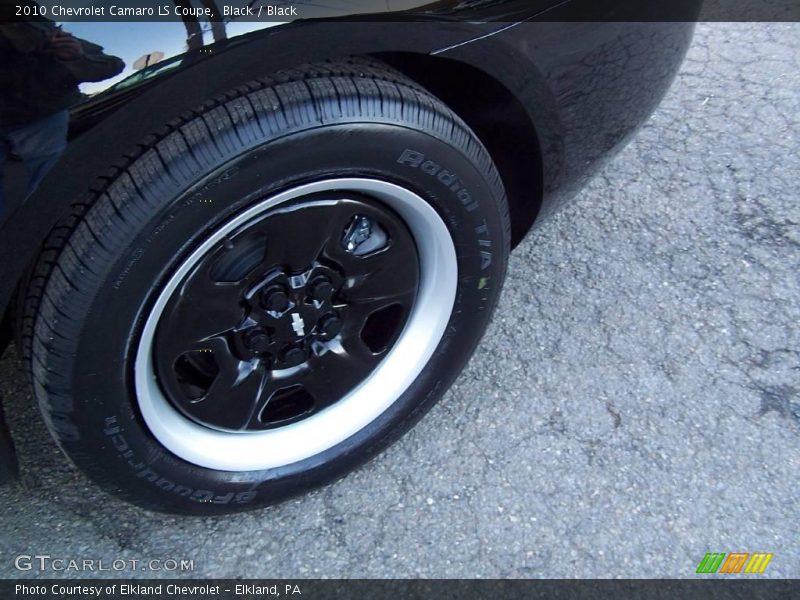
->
341, 262, 417, 308
188, 358, 267, 431
245, 200, 356, 271
341, 291, 413, 333
251, 368, 313, 427
334, 223, 419, 304
301, 338, 383, 410
337, 243, 418, 337
156, 260, 246, 365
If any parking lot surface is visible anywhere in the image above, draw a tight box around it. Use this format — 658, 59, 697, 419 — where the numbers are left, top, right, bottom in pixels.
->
0, 23, 798, 578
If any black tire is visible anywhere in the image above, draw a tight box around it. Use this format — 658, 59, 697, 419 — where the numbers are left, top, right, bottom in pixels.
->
20, 58, 510, 514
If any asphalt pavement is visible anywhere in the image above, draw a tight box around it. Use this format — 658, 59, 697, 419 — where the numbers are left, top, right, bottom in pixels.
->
0, 23, 798, 579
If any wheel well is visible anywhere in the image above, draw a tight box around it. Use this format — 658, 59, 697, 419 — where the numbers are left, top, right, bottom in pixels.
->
375, 52, 544, 248
1, 51, 545, 335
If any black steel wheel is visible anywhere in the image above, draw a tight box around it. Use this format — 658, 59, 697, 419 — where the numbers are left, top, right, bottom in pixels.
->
138, 179, 459, 471
22, 59, 510, 513
153, 194, 420, 433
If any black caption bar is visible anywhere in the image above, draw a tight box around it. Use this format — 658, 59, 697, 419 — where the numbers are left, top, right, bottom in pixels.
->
2, 0, 800, 23
3, 580, 800, 600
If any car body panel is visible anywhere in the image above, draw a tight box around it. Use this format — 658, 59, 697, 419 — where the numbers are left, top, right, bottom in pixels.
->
443, 20, 697, 219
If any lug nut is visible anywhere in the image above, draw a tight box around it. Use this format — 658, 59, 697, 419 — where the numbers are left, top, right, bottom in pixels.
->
244, 329, 273, 354
280, 346, 306, 368
261, 284, 289, 312
309, 276, 334, 301
317, 313, 343, 341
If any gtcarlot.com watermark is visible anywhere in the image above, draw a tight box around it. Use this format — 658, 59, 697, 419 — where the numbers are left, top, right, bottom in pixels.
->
14, 554, 194, 573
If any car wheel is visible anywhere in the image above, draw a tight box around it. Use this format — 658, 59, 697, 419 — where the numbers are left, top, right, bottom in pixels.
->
19, 58, 510, 514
